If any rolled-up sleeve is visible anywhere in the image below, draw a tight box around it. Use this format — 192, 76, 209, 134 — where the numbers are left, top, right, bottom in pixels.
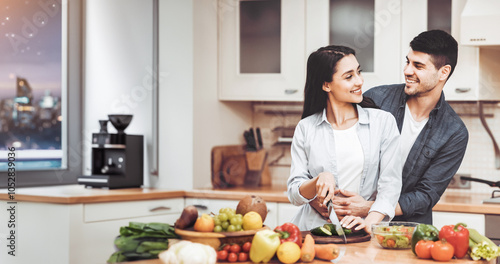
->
369, 114, 402, 220
287, 121, 316, 206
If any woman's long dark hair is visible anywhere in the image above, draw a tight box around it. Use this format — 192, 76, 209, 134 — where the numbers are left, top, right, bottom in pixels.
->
301, 45, 378, 119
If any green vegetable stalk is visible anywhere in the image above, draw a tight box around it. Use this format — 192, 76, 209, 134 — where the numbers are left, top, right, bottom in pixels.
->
411, 224, 439, 255
468, 228, 500, 261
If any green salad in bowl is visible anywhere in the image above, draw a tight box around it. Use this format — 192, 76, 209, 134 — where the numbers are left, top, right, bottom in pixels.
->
371, 221, 419, 249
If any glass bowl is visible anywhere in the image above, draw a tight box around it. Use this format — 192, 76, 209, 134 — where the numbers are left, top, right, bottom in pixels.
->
371, 221, 419, 249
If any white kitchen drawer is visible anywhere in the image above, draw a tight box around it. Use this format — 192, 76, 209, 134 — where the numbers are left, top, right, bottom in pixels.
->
277, 203, 301, 224
432, 211, 485, 235
84, 198, 185, 223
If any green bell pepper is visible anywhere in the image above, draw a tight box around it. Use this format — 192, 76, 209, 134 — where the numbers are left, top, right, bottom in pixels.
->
411, 224, 439, 255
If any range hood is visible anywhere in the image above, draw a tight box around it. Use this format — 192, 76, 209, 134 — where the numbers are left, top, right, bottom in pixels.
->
461, 0, 500, 46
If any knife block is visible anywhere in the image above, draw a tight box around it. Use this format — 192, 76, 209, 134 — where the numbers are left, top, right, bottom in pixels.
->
211, 145, 271, 188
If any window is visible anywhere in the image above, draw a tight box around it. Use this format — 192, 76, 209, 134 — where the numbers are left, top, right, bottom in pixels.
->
0, 0, 82, 187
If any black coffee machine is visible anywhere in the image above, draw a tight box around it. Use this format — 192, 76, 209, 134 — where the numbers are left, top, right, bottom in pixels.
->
78, 114, 144, 189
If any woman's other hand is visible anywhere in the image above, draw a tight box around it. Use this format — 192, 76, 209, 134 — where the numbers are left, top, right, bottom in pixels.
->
340, 215, 365, 232
315, 171, 336, 207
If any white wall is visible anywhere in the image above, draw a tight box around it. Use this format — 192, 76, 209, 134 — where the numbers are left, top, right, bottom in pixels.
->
157, 0, 194, 190
192, 0, 253, 189
84, 0, 155, 185
83, 1, 253, 190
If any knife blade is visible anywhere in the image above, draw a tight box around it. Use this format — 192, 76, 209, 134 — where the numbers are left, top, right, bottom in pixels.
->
327, 200, 347, 244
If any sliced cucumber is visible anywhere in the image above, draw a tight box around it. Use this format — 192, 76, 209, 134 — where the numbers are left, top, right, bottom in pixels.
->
323, 223, 335, 233
310, 226, 332, 236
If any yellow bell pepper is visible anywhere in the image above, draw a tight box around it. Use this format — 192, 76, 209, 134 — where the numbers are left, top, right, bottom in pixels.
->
249, 229, 281, 263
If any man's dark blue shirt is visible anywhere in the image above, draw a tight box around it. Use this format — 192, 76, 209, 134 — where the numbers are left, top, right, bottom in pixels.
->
364, 84, 469, 224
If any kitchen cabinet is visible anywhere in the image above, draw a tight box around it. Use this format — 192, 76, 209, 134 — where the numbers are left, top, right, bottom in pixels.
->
0, 198, 184, 264
185, 198, 278, 228
218, 0, 402, 101
432, 211, 485, 235
306, 0, 402, 91
218, 0, 305, 101
401, 0, 479, 101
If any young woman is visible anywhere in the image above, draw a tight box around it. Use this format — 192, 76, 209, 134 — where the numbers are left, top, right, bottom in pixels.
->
287, 45, 402, 233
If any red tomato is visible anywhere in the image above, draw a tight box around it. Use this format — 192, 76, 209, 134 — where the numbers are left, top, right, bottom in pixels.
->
242, 242, 251, 253
431, 239, 454, 262
376, 235, 384, 244
238, 252, 248, 262
230, 244, 241, 254
415, 240, 434, 259
386, 239, 396, 248
222, 244, 231, 251
228, 252, 238, 262
217, 250, 228, 261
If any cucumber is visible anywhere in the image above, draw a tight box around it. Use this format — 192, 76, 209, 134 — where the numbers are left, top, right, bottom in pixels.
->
323, 223, 335, 233
310, 226, 332, 236
323, 223, 353, 236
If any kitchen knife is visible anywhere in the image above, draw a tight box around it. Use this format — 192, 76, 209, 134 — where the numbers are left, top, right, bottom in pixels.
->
256, 127, 263, 149
327, 200, 347, 244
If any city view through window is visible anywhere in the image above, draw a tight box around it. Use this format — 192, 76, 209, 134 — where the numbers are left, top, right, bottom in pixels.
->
0, 0, 63, 171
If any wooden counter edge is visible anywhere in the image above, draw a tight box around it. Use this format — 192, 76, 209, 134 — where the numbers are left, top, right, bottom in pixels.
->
0, 190, 186, 204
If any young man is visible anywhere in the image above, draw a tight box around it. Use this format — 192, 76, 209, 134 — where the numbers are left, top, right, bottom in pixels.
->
311, 30, 469, 224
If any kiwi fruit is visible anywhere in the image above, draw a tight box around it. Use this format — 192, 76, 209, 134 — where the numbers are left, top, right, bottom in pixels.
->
236, 195, 267, 222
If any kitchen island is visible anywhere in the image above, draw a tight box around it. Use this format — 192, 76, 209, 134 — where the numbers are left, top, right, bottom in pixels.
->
120, 239, 493, 264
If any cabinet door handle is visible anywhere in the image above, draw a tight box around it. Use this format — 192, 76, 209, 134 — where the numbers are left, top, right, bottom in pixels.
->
284, 89, 298, 95
455, 87, 471, 93
149, 206, 172, 212
193, 204, 208, 210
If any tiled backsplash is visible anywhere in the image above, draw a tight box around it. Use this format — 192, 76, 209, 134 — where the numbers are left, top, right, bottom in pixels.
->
450, 102, 500, 195
253, 101, 500, 195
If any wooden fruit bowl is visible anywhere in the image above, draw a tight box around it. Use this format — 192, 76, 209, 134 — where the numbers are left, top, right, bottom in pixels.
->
174, 226, 269, 250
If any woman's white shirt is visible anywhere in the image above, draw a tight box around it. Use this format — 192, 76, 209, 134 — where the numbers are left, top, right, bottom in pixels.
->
333, 122, 363, 194
287, 105, 402, 231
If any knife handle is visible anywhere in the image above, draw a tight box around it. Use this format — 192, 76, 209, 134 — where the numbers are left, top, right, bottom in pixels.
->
256, 127, 263, 149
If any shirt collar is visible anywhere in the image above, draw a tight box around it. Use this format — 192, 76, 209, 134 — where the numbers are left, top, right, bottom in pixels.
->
316, 105, 369, 126
399, 86, 445, 115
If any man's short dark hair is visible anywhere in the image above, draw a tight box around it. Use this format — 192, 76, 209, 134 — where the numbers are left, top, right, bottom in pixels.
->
410, 29, 458, 79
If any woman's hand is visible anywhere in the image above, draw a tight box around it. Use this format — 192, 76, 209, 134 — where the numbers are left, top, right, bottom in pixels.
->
315, 172, 336, 207
340, 215, 365, 232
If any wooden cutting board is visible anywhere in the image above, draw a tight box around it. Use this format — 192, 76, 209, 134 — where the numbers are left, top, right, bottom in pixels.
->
211, 145, 271, 188
301, 231, 371, 244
